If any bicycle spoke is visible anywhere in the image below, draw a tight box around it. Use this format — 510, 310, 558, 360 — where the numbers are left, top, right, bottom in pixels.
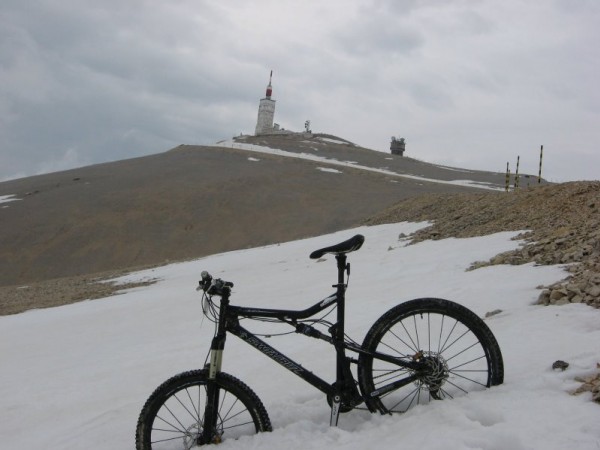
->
448, 371, 489, 388
439, 328, 471, 355
151, 427, 190, 434
174, 388, 201, 423
448, 353, 486, 370
380, 330, 416, 356
437, 386, 454, 399
427, 313, 431, 353
221, 400, 246, 424
387, 385, 420, 412
413, 315, 420, 351
444, 378, 471, 394
438, 319, 459, 354
154, 413, 186, 435
222, 419, 255, 431
184, 386, 202, 426
218, 389, 229, 417
372, 366, 410, 378
151, 434, 190, 444
161, 402, 189, 433
372, 367, 412, 387
399, 320, 419, 353
437, 314, 445, 354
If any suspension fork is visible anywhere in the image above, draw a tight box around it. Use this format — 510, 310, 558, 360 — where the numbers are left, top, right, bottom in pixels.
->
201, 290, 230, 444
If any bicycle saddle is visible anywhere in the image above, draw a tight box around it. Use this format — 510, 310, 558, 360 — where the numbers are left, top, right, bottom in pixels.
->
309, 234, 365, 259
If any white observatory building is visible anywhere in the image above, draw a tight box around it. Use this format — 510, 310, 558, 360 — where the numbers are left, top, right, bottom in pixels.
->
255, 71, 276, 135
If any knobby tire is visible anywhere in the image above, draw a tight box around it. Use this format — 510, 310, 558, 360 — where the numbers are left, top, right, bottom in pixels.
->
357, 298, 504, 414
136, 369, 271, 449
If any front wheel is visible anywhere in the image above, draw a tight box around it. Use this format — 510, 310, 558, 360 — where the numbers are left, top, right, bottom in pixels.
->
136, 370, 272, 449
358, 298, 503, 414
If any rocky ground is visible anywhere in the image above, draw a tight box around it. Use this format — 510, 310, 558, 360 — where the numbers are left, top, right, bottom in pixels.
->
0, 266, 159, 316
367, 180, 600, 309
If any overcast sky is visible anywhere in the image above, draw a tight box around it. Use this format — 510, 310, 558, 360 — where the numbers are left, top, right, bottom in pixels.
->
1, 0, 599, 182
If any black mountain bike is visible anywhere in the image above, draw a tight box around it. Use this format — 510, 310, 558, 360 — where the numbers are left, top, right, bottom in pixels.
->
136, 234, 504, 449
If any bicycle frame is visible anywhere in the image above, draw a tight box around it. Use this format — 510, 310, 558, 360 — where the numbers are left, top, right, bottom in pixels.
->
203, 254, 425, 440
138, 233, 503, 448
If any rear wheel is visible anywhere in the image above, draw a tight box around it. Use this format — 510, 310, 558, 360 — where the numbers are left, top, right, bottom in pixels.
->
358, 298, 503, 414
136, 370, 271, 449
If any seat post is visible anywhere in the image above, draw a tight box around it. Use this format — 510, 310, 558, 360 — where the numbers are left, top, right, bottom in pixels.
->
333, 253, 349, 409
334, 253, 347, 342
336, 253, 347, 287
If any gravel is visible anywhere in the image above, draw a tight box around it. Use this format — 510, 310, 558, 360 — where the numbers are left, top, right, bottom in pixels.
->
366, 181, 600, 308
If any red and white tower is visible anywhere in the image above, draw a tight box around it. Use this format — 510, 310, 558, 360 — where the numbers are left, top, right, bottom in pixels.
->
255, 71, 276, 135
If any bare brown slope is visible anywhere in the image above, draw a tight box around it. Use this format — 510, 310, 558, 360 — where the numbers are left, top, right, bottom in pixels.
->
0, 144, 481, 289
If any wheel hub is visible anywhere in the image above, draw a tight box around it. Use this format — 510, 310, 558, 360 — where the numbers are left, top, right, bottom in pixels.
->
183, 423, 223, 448
183, 423, 201, 449
416, 351, 449, 391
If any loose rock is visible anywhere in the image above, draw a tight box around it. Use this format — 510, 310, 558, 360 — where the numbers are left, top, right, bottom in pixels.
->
367, 181, 600, 309
552, 360, 570, 371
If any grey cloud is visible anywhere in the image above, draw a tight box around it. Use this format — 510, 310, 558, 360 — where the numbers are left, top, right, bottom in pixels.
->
332, 12, 424, 58
1, 0, 599, 182
0, 1, 255, 179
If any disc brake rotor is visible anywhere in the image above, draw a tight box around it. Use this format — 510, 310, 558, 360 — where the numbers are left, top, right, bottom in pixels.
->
415, 351, 449, 392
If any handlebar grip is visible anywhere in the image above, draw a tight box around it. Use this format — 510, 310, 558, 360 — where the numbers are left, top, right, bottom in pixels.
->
198, 271, 213, 292
201, 271, 212, 282
198, 271, 233, 295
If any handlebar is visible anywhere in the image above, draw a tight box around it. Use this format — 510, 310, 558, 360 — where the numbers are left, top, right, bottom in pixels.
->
197, 271, 234, 296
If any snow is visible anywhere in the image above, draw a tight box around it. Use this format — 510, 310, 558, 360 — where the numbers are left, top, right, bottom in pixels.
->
433, 164, 476, 173
317, 167, 342, 174
316, 137, 349, 145
0, 194, 20, 205
217, 140, 503, 191
1, 223, 600, 449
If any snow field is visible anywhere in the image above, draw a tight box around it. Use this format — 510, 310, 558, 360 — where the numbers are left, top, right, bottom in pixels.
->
1, 222, 599, 449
